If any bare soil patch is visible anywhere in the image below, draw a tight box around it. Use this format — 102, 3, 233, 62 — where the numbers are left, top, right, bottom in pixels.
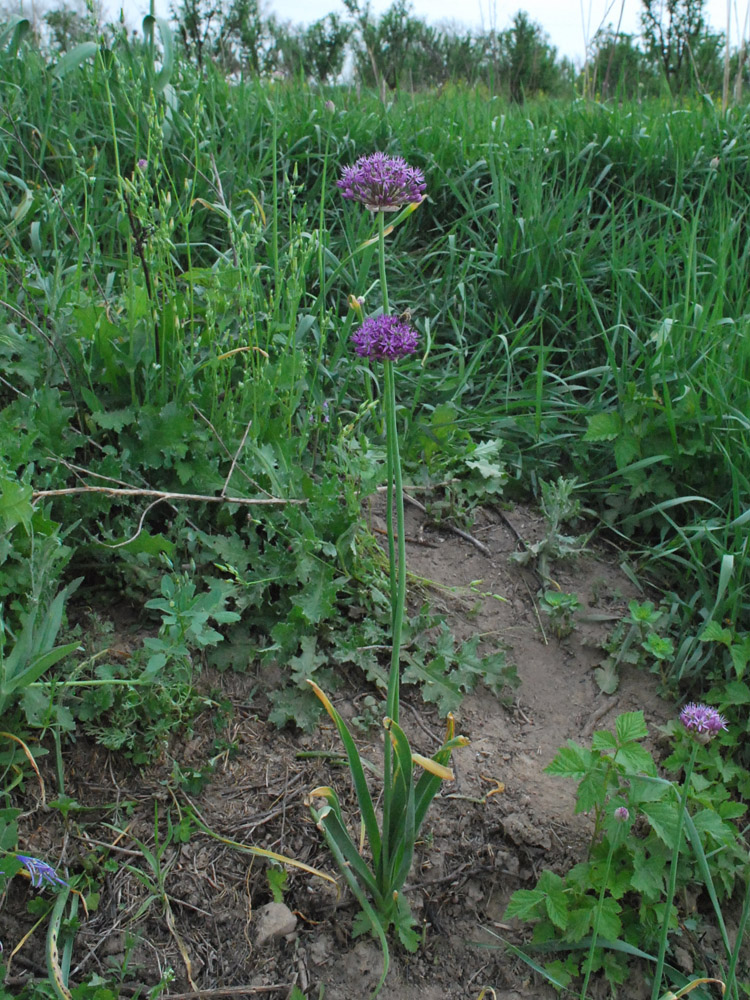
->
2, 503, 672, 999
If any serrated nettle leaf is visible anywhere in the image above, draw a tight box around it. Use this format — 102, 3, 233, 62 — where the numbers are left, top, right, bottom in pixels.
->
691, 808, 738, 846
583, 411, 623, 442
614, 742, 657, 776
591, 729, 619, 752
537, 870, 565, 893
631, 845, 667, 901
545, 741, 593, 779
576, 771, 609, 814
566, 905, 593, 942
699, 620, 732, 645
0, 477, 33, 532
615, 711, 649, 745
544, 889, 569, 930
595, 897, 623, 940
642, 801, 684, 849
504, 888, 547, 920
730, 638, 750, 680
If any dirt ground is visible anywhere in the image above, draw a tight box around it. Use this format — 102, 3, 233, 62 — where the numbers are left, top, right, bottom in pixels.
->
2, 502, 677, 999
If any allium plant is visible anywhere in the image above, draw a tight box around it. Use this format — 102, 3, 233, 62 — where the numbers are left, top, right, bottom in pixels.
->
337, 152, 426, 212
651, 704, 728, 1000
309, 155, 465, 996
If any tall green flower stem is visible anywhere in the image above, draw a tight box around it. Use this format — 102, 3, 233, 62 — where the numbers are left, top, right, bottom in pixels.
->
651, 740, 699, 1000
308, 154, 464, 997
377, 210, 406, 725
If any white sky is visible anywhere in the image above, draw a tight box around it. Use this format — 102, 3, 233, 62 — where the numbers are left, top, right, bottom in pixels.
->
107, 0, 749, 62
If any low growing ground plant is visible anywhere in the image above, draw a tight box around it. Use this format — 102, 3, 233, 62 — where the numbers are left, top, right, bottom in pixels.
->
504, 708, 748, 998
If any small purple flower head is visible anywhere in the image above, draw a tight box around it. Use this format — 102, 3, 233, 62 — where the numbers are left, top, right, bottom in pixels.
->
324, 100, 335, 113
351, 314, 419, 362
137, 158, 148, 170
614, 806, 630, 823
16, 855, 68, 890
679, 702, 728, 743
338, 152, 426, 212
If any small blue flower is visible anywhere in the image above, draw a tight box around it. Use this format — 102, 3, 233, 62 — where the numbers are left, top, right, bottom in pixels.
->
16, 855, 68, 889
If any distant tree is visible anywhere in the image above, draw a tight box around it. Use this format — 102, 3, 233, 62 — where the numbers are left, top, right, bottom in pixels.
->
216, 0, 264, 74
587, 27, 651, 99
171, 0, 218, 69
44, 5, 90, 51
504, 11, 561, 101
640, 0, 716, 92
302, 13, 350, 83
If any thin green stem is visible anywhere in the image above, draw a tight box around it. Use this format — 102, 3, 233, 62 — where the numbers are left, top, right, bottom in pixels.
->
51, 726, 65, 798
378, 211, 390, 314
383, 361, 406, 727
725, 874, 749, 1000
580, 831, 618, 999
376, 210, 405, 727
651, 740, 699, 1000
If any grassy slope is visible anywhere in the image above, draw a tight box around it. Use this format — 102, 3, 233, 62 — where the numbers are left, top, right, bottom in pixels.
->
2, 34, 749, 687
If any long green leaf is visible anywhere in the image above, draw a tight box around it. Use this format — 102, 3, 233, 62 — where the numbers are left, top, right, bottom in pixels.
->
313, 805, 390, 999
53, 42, 98, 77
682, 809, 732, 961
311, 798, 382, 905
1, 15, 30, 53
308, 681, 382, 865
5, 641, 80, 695
142, 15, 174, 95
384, 720, 416, 892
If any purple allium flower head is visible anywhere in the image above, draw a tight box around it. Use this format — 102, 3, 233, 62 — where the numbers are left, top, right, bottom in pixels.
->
351, 314, 419, 362
137, 158, 148, 170
338, 153, 426, 212
16, 855, 68, 890
324, 100, 335, 113
679, 702, 728, 742
614, 806, 630, 822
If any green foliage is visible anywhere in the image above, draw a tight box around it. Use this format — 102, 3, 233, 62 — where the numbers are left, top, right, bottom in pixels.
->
596, 601, 676, 694
407, 405, 507, 527
506, 712, 748, 994
539, 590, 581, 638
511, 477, 587, 582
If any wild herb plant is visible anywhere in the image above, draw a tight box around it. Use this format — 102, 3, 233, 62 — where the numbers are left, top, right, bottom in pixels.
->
504, 709, 748, 997
540, 589, 581, 639
510, 476, 588, 582
596, 600, 676, 694
308, 153, 467, 996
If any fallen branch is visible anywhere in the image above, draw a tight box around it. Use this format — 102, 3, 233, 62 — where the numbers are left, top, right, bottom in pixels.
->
32, 486, 304, 506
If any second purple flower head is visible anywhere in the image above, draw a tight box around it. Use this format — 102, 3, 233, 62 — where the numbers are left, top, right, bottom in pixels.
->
338, 152, 426, 212
679, 702, 728, 741
352, 314, 419, 362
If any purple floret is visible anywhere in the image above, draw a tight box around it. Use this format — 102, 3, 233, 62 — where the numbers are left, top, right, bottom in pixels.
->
338, 152, 426, 212
351, 314, 419, 361
679, 702, 728, 739
16, 855, 68, 889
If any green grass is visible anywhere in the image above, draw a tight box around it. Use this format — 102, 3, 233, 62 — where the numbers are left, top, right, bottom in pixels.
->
2, 22, 750, 1000
2, 31, 749, 661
